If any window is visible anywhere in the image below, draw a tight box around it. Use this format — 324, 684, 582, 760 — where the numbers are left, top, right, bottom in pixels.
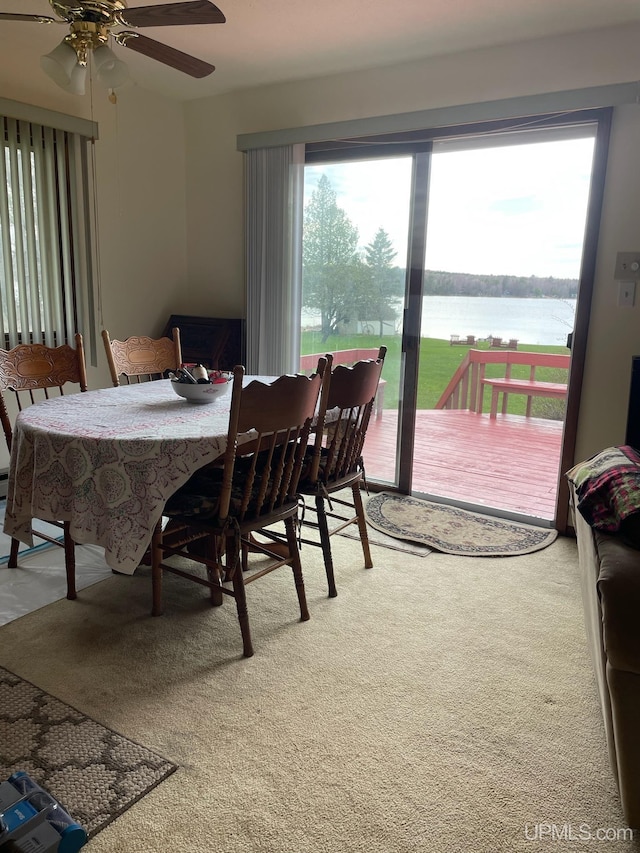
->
0, 113, 95, 351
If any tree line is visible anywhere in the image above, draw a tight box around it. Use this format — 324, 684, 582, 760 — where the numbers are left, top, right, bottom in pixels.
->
424, 270, 578, 298
302, 174, 578, 342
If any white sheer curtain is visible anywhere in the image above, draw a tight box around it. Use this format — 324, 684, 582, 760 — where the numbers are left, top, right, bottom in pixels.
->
245, 143, 304, 374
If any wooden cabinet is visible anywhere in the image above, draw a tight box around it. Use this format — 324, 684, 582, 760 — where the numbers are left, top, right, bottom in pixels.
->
163, 315, 245, 370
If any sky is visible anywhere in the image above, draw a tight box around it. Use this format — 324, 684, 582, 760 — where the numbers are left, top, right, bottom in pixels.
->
304, 136, 596, 280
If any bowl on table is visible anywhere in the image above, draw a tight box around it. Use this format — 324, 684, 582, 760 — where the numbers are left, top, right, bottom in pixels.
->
170, 376, 230, 404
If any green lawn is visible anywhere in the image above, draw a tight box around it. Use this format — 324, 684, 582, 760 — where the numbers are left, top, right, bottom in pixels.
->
301, 332, 569, 418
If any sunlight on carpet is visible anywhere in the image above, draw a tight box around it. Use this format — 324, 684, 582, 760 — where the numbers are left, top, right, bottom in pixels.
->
0, 544, 113, 627
0, 500, 113, 627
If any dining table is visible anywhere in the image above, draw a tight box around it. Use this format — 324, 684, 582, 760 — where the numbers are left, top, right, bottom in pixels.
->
3, 377, 274, 575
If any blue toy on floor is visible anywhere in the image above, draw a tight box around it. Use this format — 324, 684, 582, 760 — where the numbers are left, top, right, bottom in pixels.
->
0, 771, 86, 853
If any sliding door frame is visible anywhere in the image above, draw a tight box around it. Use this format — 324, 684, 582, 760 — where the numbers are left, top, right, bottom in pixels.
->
397, 149, 431, 492
556, 108, 612, 531
305, 107, 613, 529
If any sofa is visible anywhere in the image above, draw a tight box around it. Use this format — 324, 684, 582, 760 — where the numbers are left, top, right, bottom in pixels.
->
569, 446, 640, 829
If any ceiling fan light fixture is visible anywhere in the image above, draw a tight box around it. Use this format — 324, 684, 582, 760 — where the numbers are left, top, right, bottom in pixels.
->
40, 40, 87, 94
13, 0, 225, 93
93, 43, 130, 89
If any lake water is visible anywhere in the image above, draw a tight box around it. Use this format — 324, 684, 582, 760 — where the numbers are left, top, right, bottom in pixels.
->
421, 296, 576, 347
302, 296, 576, 347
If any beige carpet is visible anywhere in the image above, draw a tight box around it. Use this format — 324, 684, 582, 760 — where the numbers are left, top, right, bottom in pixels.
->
0, 534, 634, 852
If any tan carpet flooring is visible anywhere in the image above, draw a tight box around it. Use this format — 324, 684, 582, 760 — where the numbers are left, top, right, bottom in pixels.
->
0, 534, 635, 852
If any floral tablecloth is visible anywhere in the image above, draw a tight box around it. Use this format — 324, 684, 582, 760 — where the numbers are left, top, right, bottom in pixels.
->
3, 379, 259, 574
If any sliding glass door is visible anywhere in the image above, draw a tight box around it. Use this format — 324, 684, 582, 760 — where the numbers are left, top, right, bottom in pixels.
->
412, 133, 596, 520
300, 156, 413, 483
300, 109, 610, 524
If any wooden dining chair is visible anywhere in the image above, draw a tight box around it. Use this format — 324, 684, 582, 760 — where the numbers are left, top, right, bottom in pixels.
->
150, 357, 327, 658
0, 334, 88, 600
102, 328, 182, 386
260, 347, 386, 598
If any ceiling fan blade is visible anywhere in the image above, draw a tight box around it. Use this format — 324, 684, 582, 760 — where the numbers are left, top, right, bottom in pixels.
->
119, 1, 225, 28
115, 32, 215, 77
0, 13, 57, 23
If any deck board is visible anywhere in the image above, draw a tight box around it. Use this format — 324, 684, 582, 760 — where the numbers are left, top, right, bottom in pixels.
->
363, 409, 563, 521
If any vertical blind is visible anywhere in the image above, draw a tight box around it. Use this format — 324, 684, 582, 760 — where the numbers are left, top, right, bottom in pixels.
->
0, 114, 94, 352
245, 144, 304, 374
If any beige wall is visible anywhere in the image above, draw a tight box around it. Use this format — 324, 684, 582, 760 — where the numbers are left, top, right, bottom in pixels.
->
91, 90, 189, 371
0, 74, 189, 391
183, 22, 640, 462
578, 104, 640, 456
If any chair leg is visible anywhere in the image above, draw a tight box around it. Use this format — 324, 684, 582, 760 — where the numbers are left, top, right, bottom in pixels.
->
8, 538, 19, 568
230, 556, 253, 658
207, 535, 224, 607
63, 523, 77, 600
151, 520, 163, 617
352, 483, 373, 569
285, 516, 310, 622
315, 494, 337, 598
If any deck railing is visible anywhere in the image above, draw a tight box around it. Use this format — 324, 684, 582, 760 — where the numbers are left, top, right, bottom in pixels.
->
435, 348, 570, 414
300, 348, 387, 419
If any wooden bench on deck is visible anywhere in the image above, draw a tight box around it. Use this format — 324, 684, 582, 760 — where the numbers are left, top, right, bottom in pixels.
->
482, 377, 567, 419
435, 348, 570, 417
300, 348, 387, 419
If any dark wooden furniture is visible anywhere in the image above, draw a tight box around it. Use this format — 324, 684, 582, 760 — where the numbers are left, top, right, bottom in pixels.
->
102, 328, 182, 386
261, 347, 387, 598
0, 334, 88, 599
151, 363, 327, 658
163, 315, 245, 370
299, 348, 387, 419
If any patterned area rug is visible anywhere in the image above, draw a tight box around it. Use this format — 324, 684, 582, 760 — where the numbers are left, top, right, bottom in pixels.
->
365, 492, 558, 556
0, 666, 177, 838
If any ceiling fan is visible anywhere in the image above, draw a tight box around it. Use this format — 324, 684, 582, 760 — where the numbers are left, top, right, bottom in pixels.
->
0, 0, 226, 93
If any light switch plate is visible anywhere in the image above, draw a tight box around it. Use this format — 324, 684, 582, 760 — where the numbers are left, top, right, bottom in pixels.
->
618, 281, 636, 306
614, 252, 640, 280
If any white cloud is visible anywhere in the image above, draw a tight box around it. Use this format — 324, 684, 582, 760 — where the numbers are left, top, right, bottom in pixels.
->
305, 136, 595, 279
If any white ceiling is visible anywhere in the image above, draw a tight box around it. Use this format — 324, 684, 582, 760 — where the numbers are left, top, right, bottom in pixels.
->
2, 0, 640, 101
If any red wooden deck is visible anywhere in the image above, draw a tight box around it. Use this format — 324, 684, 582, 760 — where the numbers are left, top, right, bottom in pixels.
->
363, 409, 563, 521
